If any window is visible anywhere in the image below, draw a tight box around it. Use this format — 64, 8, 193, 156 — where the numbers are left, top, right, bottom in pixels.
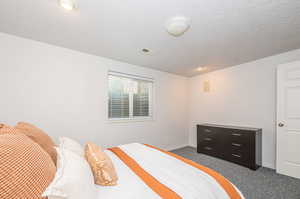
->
108, 72, 153, 120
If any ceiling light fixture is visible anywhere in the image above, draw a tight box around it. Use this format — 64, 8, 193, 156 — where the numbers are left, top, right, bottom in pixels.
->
166, 16, 191, 37
59, 0, 76, 10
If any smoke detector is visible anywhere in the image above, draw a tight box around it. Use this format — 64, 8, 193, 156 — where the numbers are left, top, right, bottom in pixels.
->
165, 16, 190, 37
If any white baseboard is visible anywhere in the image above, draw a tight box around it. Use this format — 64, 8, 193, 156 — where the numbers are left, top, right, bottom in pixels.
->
166, 144, 190, 151
189, 143, 197, 148
262, 162, 275, 170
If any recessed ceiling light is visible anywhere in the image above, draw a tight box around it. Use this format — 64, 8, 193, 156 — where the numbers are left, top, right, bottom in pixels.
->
196, 67, 207, 72
142, 48, 150, 53
59, 0, 76, 10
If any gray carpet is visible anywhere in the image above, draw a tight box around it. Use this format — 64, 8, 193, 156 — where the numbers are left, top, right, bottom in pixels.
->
171, 146, 300, 199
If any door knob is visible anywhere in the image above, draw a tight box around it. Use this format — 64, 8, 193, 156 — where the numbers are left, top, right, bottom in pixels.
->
278, 123, 284, 127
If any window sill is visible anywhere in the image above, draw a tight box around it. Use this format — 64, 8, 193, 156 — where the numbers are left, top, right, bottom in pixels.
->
107, 117, 154, 123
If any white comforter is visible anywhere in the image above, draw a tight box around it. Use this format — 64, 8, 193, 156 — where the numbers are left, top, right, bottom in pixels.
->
97, 143, 244, 199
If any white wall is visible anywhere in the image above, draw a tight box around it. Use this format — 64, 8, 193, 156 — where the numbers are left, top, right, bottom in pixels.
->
188, 48, 300, 169
0, 33, 189, 150
3, 31, 300, 169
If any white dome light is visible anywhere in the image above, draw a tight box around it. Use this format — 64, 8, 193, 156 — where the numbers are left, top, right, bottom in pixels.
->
165, 16, 191, 37
59, 0, 76, 10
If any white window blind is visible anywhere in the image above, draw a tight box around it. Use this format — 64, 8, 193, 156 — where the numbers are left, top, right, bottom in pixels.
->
108, 72, 153, 120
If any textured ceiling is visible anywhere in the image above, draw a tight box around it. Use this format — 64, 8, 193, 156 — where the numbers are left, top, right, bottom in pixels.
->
0, 0, 300, 76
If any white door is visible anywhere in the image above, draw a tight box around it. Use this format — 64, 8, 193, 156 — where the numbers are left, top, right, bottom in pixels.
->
277, 61, 300, 179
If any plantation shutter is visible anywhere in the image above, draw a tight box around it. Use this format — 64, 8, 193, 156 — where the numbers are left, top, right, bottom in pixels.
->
108, 75, 130, 118
133, 80, 150, 117
108, 71, 153, 119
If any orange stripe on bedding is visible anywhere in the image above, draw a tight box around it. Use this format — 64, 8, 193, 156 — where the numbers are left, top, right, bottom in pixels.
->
144, 144, 242, 199
108, 147, 182, 199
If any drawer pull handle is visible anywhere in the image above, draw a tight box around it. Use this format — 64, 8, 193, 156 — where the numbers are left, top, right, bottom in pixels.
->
232, 154, 241, 158
232, 143, 242, 147
204, 129, 212, 133
204, 147, 213, 151
204, 138, 212, 141
232, 133, 242, 136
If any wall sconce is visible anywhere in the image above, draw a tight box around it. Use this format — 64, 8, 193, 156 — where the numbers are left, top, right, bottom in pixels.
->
203, 81, 210, 92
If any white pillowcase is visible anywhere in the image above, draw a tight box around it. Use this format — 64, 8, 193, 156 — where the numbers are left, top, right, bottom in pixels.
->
42, 147, 97, 199
59, 137, 84, 157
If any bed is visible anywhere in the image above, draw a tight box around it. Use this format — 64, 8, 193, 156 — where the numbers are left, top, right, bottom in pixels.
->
99, 143, 245, 199
0, 122, 244, 199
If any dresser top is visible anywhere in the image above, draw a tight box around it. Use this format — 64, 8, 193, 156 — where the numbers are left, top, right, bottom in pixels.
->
198, 123, 262, 131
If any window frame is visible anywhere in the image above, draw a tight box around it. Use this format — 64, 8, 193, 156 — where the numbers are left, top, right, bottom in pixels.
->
107, 71, 154, 122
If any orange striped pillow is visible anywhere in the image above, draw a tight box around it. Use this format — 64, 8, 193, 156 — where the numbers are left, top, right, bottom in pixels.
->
0, 133, 56, 199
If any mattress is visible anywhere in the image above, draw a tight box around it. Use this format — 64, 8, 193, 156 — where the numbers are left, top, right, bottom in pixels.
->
97, 143, 244, 199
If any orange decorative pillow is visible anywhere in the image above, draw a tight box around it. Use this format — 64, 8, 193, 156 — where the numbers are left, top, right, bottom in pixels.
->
85, 142, 118, 186
15, 122, 57, 165
0, 133, 56, 199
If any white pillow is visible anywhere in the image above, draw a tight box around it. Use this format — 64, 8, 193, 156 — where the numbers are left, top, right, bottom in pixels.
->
42, 147, 97, 199
59, 137, 84, 157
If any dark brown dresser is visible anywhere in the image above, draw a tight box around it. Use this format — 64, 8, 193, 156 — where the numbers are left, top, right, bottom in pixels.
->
197, 124, 262, 170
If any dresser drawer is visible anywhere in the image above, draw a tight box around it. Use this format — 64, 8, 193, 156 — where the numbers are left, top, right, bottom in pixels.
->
226, 149, 250, 166
197, 142, 218, 157
227, 130, 251, 145
198, 136, 217, 144
229, 140, 250, 152
197, 126, 218, 138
